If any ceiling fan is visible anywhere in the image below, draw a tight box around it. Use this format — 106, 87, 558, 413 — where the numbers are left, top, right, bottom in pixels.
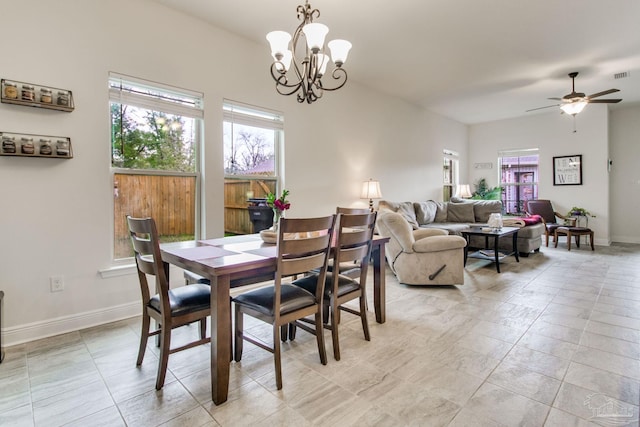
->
527, 72, 622, 115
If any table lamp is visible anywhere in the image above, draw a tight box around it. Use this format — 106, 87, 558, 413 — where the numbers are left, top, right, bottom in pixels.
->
361, 179, 382, 211
455, 184, 472, 199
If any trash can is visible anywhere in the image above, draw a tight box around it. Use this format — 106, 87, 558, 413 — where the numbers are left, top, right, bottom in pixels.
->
248, 198, 274, 233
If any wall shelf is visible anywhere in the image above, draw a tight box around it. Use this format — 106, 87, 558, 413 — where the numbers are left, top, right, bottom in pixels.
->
1, 79, 74, 112
1, 131, 73, 159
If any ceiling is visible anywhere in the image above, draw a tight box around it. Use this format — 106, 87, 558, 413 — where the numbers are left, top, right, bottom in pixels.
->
153, 0, 640, 124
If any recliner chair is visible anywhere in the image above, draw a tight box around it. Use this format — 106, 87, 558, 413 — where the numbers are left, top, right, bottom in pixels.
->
376, 211, 466, 285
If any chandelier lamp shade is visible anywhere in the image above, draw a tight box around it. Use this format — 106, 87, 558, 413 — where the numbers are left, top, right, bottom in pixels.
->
266, 1, 351, 104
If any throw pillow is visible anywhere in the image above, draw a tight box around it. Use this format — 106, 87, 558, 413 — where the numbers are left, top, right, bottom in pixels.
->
472, 200, 502, 222
447, 202, 475, 223
433, 201, 448, 223
414, 201, 437, 225
397, 202, 419, 230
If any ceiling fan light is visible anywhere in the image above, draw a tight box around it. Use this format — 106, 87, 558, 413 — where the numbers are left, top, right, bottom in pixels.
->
266, 31, 291, 58
560, 101, 587, 115
302, 23, 328, 53
328, 39, 351, 66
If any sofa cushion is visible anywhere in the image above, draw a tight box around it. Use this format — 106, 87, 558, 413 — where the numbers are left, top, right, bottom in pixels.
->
414, 201, 438, 225
434, 201, 448, 222
447, 202, 475, 223
378, 200, 399, 212
472, 200, 502, 222
420, 222, 470, 235
396, 202, 419, 230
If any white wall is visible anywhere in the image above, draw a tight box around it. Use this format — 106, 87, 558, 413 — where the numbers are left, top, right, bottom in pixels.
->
469, 106, 612, 245
610, 105, 640, 244
0, 0, 467, 345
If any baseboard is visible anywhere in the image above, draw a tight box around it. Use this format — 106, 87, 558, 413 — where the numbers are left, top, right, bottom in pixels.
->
611, 235, 640, 244
2, 302, 140, 347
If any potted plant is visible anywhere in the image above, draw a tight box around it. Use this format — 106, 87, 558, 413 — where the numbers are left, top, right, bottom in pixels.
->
471, 178, 502, 200
567, 207, 595, 218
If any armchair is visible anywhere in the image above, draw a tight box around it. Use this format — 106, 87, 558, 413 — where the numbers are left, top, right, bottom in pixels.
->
524, 199, 576, 247
376, 211, 466, 285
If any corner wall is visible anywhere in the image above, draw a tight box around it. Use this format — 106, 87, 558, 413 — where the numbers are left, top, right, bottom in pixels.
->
469, 106, 611, 245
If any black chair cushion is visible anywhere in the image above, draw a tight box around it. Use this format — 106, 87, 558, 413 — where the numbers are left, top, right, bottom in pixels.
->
292, 273, 360, 300
148, 283, 210, 317
233, 284, 316, 317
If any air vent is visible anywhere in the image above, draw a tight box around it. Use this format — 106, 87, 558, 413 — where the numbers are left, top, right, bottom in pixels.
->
614, 71, 629, 79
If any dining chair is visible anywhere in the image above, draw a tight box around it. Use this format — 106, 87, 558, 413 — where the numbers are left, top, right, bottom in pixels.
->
290, 211, 377, 360
232, 215, 336, 390
127, 216, 211, 390
329, 207, 371, 277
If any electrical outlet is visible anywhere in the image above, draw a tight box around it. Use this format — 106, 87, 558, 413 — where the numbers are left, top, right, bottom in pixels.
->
50, 276, 64, 292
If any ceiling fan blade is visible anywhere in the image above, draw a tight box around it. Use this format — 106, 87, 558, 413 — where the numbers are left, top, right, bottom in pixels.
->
548, 97, 563, 101
588, 99, 622, 104
526, 104, 559, 112
587, 89, 619, 99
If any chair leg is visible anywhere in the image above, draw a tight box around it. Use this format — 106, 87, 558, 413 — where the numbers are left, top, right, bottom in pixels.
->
315, 310, 327, 366
199, 318, 207, 340
330, 302, 341, 361
234, 306, 243, 362
137, 313, 150, 366
360, 294, 371, 342
280, 324, 288, 342
567, 232, 572, 251
156, 324, 171, 390
273, 324, 283, 390
288, 323, 297, 340
590, 232, 595, 250
545, 231, 549, 247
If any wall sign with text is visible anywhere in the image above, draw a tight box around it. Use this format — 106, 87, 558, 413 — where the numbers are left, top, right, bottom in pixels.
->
553, 154, 582, 185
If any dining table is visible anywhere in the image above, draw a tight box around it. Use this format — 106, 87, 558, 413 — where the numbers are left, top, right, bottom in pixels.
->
160, 233, 389, 405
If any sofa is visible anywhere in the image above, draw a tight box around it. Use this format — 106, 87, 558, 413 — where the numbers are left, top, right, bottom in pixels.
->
376, 211, 467, 285
378, 198, 544, 255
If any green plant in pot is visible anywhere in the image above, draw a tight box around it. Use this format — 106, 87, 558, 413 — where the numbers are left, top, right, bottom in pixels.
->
567, 207, 595, 218
472, 178, 502, 200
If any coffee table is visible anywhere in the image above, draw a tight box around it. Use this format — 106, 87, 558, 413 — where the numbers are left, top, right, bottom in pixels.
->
460, 226, 520, 273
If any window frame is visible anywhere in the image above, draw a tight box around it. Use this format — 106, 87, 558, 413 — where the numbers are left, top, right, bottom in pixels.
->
109, 73, 204, 261
498, 148, 539, 215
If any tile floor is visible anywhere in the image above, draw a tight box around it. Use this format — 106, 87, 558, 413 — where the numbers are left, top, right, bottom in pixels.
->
1, 242, 639, 426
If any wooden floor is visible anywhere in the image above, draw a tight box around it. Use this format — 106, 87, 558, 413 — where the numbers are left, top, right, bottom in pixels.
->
1, 242, 639, 426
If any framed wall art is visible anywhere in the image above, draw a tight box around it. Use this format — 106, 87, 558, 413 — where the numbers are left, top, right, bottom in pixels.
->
553, 154, 582, 185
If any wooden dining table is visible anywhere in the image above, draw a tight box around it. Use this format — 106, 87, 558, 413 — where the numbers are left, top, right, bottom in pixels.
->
160, 233, 389, 405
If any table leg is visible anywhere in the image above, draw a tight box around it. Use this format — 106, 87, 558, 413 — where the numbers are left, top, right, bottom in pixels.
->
463, 235, 470, 266
567, 231, 572, 251
513, 232, 520, 262
210, 274, 231, 405
493, 235, 500, 273
372, 244, 386, 324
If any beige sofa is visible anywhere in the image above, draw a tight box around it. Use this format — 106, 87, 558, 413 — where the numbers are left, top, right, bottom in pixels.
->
376, 211, 467, 285
378, 198, 544, 255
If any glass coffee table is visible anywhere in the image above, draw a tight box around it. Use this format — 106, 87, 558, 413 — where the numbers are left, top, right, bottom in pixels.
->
460, 226, 520, 273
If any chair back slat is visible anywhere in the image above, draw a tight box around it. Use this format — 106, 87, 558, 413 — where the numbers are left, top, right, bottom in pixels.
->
273, 215, 336, 316
333, 211, 377, 285
127, 216, 171, 315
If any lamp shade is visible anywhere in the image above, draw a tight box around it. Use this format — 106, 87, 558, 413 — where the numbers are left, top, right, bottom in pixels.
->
455, 184, 472, 198
266, 31, 291, 58
361, 179, 382, 200
560, 101, 587, 115
328, 39, 352, 66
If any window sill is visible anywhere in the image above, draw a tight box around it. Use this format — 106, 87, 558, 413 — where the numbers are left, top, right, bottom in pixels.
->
98, 263, 137, 279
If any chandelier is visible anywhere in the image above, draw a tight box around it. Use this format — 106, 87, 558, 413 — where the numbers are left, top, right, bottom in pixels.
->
266, 1, 351, 104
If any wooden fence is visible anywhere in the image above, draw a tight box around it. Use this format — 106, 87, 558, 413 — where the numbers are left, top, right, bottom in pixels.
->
114, 173, 196, 258
224, 179, 276, 235
113, 174, 275, 257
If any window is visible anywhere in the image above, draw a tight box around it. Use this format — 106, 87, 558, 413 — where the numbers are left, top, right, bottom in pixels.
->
223, 100, 284, 234
442, 149, 459, 202
109, 73, 204, 259
498, 149, 539, 214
